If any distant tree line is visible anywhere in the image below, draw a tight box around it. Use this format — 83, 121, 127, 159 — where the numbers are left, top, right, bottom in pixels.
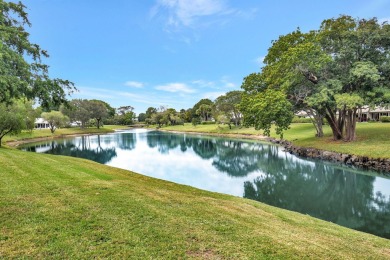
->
139, 90, 243, 129
2, 0, 388, 146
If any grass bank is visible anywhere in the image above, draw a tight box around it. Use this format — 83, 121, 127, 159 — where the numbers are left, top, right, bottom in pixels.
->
3, 125, 130, 147
1, 147, 389, 258
154, 122, 390, 158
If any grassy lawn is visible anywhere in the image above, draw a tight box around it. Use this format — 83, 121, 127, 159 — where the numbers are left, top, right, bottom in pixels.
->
2, 125, 130, 145
1, 147, 389, 258
155, 122, 390, 158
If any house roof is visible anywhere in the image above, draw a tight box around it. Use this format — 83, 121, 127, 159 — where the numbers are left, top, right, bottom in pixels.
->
34, 118, 48, 124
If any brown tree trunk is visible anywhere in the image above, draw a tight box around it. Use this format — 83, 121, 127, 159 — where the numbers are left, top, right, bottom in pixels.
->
344, 109, 357, 142
324, 112, 343, 140
305, 108, 324, 137
337, 108, 346, 136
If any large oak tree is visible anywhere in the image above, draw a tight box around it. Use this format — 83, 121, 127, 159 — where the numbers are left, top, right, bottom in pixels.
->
242, 15, 390, 141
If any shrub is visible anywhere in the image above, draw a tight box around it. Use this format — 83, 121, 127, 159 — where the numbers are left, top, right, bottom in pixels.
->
292, 116, 312, 123
191, 118, 200, 127
380, 116, 390, 122
201, 121, 216, 125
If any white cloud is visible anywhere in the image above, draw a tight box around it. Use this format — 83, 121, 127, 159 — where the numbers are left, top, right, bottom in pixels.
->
255, 56, 265, 67
202, 91, 225, 100
192, 77, 236, 90
155, 0, 228, 27
379, 17, 390, 24
155, 82, 196, 93
124, 81, 145, 88
220, 76, 236, 88
73, 86, 116, 100
192, 79, 215, 88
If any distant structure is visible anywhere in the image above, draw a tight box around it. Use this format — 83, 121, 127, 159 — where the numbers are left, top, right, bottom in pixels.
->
34, 118, 50, 129
357, 106, 390, 122
296, 106, 390, 122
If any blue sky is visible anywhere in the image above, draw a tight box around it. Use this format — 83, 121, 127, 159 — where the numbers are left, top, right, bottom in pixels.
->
23, 0, 390, 114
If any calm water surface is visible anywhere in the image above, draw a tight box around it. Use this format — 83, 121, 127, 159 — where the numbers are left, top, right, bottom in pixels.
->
21, 129, 390, 239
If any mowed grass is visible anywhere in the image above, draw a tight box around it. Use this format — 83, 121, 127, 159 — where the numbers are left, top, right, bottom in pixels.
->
1, 148, 389, 258
157, 122, 390, 158
2, 125, 130, 144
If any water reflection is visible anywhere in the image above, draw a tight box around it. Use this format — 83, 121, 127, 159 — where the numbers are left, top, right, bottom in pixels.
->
145, 132, 261, 176
23, 135, 118, 164
243, 157, 390, 238
213, 141, 271, 177
20, 129, 390, 239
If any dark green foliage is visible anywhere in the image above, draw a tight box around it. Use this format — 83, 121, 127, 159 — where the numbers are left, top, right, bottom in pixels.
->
242, 15, 390, 142
91, 100, 115, 118
196, 104, 212, 122
192, 99, 214, 121
41, 111, 69, 133
145, 107, 157, 119
0, 1, 74, 108
241, 89, 293, 138
214, 91, 243, 126
379, 116, 390, 123
89, 100, 109, 128
0, 101, 27, 146
292, 117, 312, 123
192, 118, 200, 127
201, 121, 216, 125
138, 113, 146, 122
240, 73, 294, 138
61, 99, 91, 128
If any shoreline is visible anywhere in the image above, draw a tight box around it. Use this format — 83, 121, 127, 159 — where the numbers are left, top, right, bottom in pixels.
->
155, 127, 390, 175
4, 129, 122, 148
6, 126, 390, 175
155, 128, 270, 141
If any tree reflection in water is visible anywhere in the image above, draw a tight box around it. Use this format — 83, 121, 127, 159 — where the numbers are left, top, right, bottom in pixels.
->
145, 131, 390, 238
22, 130, 390, 239
145, 131, 261, 176
24, 135, 118, 164
243, 146, 390, 239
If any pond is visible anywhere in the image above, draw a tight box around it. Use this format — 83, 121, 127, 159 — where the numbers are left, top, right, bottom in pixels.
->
21, 129, 390, 239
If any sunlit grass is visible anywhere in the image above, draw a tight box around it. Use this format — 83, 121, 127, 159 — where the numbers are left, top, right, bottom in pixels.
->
0, 147, 389, 258
155, 122, 390, 158
2, 125, 129, 145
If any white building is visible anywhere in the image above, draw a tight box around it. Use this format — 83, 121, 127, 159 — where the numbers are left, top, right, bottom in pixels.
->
296, 106, 390, 122
34, 118, 50, 129
358, 106, 390, 121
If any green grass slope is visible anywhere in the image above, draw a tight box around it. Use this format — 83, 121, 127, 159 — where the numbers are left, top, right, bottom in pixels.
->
157, 122, 390, 158
3, 127, 113, 144
1, 148, 389, 258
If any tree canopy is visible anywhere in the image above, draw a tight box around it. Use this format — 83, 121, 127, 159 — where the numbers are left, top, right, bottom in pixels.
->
41, 111, 69, 133
0, 1, 74, 108
241, 15, 390, 141
0, 101, 28, 146
214, 91, 242, 127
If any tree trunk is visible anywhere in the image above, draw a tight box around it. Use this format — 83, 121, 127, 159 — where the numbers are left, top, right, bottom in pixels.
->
305, 108, 324, 137
49, 125, 55, 133
344, 109, 357, 142
338, 108, 345, 135
324, 113, 343, 140
0, 130, 12, 147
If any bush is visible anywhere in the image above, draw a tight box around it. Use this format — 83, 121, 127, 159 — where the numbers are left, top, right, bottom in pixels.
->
292, 116, 312, 123
380, 116, 390, 122
191, 118, 200, 127
201, 121, 216, 125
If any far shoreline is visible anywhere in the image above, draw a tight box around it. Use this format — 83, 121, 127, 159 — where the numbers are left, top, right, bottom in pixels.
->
5, 125, 390, 175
